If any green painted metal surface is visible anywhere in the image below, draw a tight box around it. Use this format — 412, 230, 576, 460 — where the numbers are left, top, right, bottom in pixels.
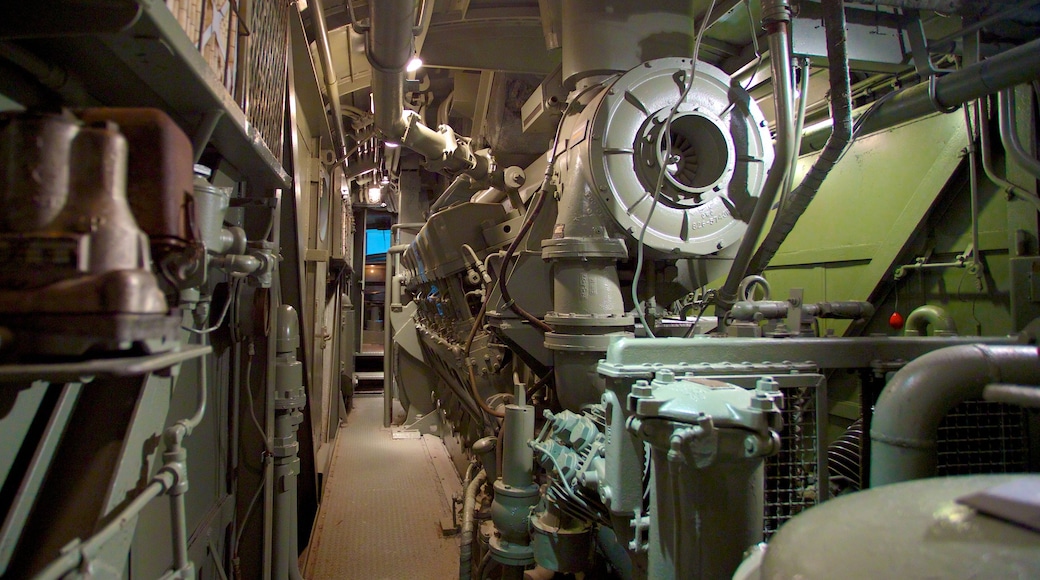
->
763, 112, 970, 335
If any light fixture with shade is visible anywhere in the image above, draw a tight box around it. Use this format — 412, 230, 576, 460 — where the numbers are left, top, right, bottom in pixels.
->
406, 56, 423, 72
367, 186, 382, 204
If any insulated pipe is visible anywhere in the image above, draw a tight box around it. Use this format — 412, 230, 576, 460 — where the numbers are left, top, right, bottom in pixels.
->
870, 344, 1040, 486
854, 37, 1040, 138
998, 89, 1040, 181
366, 0, 415, 141
366, 0, 494, 181
718, 0, 795, 310
459, 469, 488, 580
903, 304, 958, 336
745, 0, 852, 279
311, 0, 348, 162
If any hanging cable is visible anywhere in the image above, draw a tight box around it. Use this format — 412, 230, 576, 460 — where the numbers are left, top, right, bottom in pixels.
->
632, 0, 719, 338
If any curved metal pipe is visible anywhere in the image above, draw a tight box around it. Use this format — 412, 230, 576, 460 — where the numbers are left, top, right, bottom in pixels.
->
977, 99, 1040, 213
366, 0, 493, 181
998, 89, 1040, 181
870, 344, 1040, 487
745, 0, 852, 279
718, 0, 795, 309
459, 469, 487, 580
903, 304, 958, 336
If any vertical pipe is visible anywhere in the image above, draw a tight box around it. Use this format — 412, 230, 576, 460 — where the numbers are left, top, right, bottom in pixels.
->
965, 105, 983, 273
718, 0, 795, 309
780, 57, 811, 209
978, 99, 1040, 212
169, 486, 190, 572
502, 405, 535, 487
998, 89, 1040, 181
263, 247, 283, 580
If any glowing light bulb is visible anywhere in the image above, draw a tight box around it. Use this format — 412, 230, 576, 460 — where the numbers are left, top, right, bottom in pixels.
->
406, 57, 423, 72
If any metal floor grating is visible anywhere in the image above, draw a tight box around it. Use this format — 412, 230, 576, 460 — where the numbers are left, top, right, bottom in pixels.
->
302, 396, 461, 579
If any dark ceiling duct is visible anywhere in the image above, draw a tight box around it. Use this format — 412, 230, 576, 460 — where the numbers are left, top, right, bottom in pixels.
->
851, 0, 989, 15
560, 0, 696, 90
363, 0, 497, 184
366, 0, 414, 142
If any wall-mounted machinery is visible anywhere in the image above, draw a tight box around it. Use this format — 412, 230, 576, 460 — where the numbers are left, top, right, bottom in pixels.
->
0, 110, 181, 355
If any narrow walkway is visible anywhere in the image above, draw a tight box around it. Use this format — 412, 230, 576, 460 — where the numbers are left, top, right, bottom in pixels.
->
303, 395, 461, 579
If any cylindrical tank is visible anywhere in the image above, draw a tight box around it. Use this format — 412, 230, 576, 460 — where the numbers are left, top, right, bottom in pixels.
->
759, 475, 1040, 579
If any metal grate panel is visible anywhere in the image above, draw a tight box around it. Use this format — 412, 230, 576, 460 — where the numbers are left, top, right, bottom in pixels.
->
246, 1, 289, 163
936, 400, 1029, 476
763, 386, 820, 538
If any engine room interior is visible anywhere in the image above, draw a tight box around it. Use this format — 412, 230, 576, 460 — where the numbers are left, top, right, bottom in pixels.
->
1, 0, 1040, 578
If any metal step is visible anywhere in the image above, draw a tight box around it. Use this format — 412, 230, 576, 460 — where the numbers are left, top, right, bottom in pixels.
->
354, 371, 384, 392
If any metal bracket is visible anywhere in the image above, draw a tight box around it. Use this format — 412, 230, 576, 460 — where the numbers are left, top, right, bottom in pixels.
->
905, 10, 953, 78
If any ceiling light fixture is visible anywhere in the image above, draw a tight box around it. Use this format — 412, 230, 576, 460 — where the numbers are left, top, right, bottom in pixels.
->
406, 56, 423, 73
367, 186, 382, 204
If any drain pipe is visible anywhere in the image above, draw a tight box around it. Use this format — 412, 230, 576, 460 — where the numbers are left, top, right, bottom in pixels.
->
998, 89, 1040, 181
870, 344, 1040, 486
459, 469, 488, 580
978, 99, 1040, 213
745, 0, 853, 279
272, 306, 305, 580
718, 0, 795, 312
311, 0, 348, 163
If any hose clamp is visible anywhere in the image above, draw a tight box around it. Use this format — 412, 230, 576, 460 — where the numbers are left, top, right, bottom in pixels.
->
928, 75, 960, 114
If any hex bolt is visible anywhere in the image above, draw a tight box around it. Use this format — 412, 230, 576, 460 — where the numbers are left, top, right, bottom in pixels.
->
756, 376, 779, 393
655, 369, 675, 383
631, 379, 653, 398
744, 435, 758, 456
